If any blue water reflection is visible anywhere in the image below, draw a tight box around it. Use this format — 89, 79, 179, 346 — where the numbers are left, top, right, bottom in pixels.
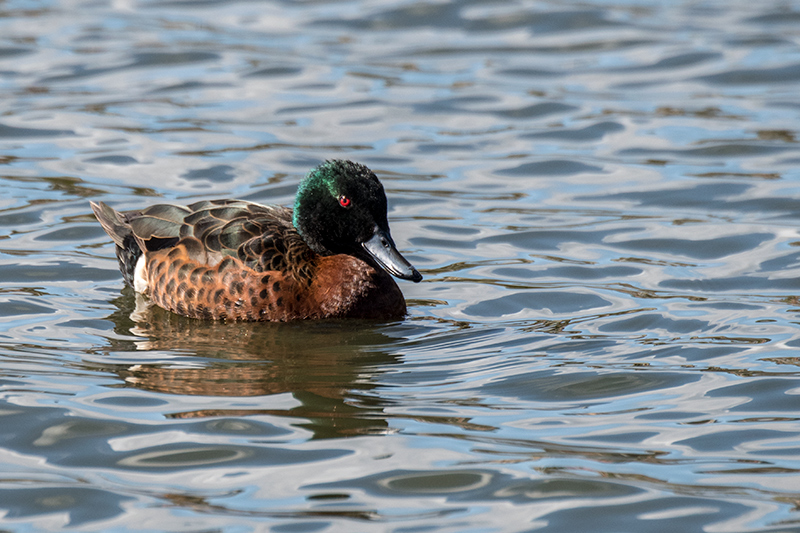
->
2, 0, 800, 531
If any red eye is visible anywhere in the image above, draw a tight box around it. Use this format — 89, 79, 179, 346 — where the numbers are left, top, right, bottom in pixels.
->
339, 195, 351, 208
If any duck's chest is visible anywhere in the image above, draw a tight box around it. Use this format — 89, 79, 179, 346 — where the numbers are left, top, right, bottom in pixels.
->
308, 255, 406, 320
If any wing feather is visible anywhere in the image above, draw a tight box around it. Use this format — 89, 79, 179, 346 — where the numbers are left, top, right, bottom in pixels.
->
96, 199, 312, 278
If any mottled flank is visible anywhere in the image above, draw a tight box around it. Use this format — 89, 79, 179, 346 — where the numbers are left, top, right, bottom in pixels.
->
90, 160, 421, 321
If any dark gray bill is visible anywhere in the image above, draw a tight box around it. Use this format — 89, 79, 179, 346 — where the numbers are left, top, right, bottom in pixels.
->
361, 226, 422, 282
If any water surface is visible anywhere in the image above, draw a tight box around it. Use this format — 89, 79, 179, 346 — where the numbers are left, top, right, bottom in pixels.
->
2, 0, 800, 531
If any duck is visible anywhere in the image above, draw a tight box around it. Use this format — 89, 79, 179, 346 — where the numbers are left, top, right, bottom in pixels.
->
91, 159, 422, 321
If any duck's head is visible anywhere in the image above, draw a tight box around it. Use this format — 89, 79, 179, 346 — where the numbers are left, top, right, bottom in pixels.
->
292, 160, 422, 283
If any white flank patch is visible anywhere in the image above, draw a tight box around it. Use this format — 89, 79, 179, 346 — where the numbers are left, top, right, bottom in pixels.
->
133, 255, 149, 294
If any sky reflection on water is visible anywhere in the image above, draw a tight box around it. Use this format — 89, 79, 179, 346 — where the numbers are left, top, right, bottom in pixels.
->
2, 0, 800, 531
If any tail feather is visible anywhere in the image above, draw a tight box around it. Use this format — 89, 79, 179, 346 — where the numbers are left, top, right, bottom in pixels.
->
90, 201, 131, 248
90, 201, 142, 289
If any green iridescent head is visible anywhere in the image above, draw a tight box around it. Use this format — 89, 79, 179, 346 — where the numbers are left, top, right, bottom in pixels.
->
293, 160, 421, 282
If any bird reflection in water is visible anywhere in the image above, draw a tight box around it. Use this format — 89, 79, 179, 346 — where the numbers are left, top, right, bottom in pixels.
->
102, 288, 404, 439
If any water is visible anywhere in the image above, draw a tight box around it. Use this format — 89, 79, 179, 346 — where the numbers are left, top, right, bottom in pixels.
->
2, 0, 800, 530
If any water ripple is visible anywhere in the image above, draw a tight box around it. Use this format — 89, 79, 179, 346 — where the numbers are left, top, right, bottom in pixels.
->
2, 0, 800, 531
